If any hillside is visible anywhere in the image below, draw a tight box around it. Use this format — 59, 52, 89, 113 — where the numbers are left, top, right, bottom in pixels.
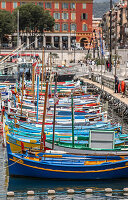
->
93, 0, 118, 18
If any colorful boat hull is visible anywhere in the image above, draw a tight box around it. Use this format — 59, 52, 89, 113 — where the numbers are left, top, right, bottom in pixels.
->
7, 143, 128, 180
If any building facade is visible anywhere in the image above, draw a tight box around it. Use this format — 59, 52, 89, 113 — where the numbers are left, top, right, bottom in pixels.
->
0, 0, 93, 50
102, 0, 128, 49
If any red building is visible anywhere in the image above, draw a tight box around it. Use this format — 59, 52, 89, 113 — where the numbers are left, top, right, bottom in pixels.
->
0, 0, 93, 49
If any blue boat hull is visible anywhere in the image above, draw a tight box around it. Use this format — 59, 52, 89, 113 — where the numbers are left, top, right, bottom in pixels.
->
7, 154, 128, 179
7, 144, 128, 180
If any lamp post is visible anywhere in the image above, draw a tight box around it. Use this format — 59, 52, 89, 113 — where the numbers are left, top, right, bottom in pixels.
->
124, 0, 128, 77
73, 30, 76, 63
109, 0, 112, 72
93, 29, 95, 59
114, 9, 118, 79
17, 9, 19, 48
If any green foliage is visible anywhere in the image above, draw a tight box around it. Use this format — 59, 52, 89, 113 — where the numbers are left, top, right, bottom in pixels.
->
13, 3, 55, 34
112, 54, 121, 65
85, 53, 92, 60
0, 10, 14, 40
95, 58, 104, 65
51, 53, 59, 59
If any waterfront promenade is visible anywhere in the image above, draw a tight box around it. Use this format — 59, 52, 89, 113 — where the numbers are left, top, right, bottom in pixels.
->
80, 77, 128, 105
76, 63, 128, 106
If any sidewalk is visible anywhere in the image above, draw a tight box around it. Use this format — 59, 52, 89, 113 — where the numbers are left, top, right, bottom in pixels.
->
90, 64, 128, 81
80, 77, 128, 105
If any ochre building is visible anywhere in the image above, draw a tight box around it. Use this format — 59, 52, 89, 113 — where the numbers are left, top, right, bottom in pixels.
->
0, 0, 93, 49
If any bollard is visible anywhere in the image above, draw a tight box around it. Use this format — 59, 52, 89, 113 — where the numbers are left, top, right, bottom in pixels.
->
7, 191, 14, 197
27, 191, 34, 196
104, 188, 112, 193
85, 189, 93, 193
67, 189, 75, 194
48, 190, 55, 195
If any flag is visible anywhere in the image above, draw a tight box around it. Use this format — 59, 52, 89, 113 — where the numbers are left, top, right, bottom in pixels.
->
46, 84, 51, 113
54, 83, 59, 105
35, 62, 40, 75
48, 84, 51, 98
32, 61, 37, 67
99, 31, 104, 57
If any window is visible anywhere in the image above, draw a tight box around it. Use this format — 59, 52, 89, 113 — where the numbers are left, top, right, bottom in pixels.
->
53, 12, 60, 19
70, 3, 75, 9
13, 2, 17, 9
54, 23, 60, 31
55, 3, 59, 9
62, 3, 68, 9
83, 3, 86, 9
71, 13, 76, 20
1, 2, 6, 9
62, 13, 68, 20
70, 23, 76, 31
62, 23, 68, 31
37, 2, 43, 7
45, 2, 51, 9
83, 24, 88, 31
81, 13, 88, 20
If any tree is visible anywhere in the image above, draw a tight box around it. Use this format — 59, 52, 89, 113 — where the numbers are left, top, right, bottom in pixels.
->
0, 10, 14, 44
13, 3, 55, 34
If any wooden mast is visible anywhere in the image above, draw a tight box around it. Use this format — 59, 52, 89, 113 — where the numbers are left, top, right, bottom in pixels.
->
31, 64, 35, 102
40, 81, 48, 151
21, 72, 24, 116
41, 47, 44, 92
52, 72, 57, 150
50, 52, 52, 97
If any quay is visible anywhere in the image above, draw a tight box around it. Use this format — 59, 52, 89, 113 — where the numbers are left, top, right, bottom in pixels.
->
73, 63, 128, 119
80, 77, 128, 105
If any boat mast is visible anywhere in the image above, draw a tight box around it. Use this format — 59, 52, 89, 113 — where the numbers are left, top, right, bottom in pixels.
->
71, 93, 74, 147
52, 72, 57, 150
36, 65, 39, 122
40, 81, 48, 151
21, 72, 24, 116
50, 52, 52, 97
32, 64, 35, 102
41, 47, 44, 92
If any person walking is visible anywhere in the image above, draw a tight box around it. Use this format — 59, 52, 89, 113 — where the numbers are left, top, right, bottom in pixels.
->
106, 60, 109, 71
114, 75, 119, 93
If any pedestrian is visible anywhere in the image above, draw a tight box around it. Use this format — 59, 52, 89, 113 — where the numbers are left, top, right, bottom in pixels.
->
121, 80, 125, 97
107, 62, 110, 71
106, 60, 109, 71
114, 75, 119, 93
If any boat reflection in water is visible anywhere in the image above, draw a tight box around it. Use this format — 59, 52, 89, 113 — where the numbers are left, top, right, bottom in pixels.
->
8, 176, 128, 193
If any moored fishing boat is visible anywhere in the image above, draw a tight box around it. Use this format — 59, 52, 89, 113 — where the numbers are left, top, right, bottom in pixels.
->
7, 141, 128, 180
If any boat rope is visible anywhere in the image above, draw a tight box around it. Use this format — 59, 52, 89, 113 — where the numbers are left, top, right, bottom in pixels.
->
1, 158, 23, 170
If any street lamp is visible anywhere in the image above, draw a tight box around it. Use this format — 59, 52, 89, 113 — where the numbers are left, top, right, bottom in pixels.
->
114, 8, 118, 79
73, 30, 76, 63
109, 0, 112, 72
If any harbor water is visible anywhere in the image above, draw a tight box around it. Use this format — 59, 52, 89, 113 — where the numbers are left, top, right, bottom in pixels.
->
0, 104, 128, 199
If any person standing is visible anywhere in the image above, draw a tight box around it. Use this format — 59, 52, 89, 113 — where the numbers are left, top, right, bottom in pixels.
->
114, 75, 119, 93
121, 80, 125, 97
106, 60, 109, 71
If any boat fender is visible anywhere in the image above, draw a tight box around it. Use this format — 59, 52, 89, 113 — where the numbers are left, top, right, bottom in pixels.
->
105, 188, 112, 193
67, 189, 75, 194
85, 189, 93, 193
